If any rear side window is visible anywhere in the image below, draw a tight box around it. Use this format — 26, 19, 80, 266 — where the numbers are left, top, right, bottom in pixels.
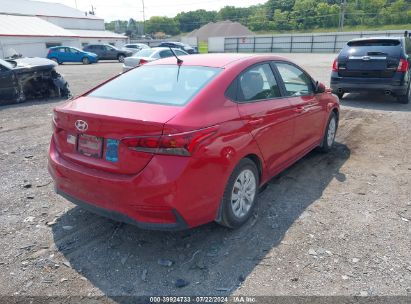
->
238, 63, 281, 102
88, 65, 221, 106
159, 50, 174, 58
347, 39, 400, 47
135, 49, 155, 57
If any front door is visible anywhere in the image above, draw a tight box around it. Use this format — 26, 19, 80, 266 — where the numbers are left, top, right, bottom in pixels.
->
274, 62, 326, 155
235, 63, 296, 175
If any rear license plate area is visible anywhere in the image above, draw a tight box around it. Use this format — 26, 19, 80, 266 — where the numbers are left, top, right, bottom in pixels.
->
77, 134, 103, 158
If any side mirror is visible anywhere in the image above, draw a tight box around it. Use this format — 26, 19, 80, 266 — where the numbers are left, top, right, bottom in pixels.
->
315, 81, 326, 94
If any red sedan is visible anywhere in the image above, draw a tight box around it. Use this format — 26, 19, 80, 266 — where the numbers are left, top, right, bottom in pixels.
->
48, 54, 339, 230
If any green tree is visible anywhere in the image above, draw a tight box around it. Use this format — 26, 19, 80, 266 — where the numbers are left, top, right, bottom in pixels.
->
175, 9, 217, 33
145, 16, 179, 36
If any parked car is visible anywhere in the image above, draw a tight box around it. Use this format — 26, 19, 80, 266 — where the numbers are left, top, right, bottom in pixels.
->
122, 47, 188, 72
331, 37, 411, 104
48, 54, 339, 230
121, 43, 150, 54
47, 46, 98, 64
83, 44, 133, 62
0, 57, 70, 105
158, 41, 197, 54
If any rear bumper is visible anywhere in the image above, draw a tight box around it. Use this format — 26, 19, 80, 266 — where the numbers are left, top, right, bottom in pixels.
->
48, 138, 224, 230
57, 189, 188, 230
331, 73, 409, 95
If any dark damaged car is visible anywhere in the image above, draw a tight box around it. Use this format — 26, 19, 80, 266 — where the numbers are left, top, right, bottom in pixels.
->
0, 57, 70, 106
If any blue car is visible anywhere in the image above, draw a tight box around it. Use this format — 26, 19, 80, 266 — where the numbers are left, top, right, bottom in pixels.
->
47, 46, 98, 64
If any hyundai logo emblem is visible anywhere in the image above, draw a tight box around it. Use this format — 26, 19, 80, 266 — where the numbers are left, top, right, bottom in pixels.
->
75, 120, 88, 132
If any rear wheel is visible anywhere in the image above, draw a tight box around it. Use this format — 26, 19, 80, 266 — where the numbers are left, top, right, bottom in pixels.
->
397, 83, 410, 104
82, 57, 90, 65
217, 159, 259, 228
118, 54, 125, 63
319, 112, 337, 153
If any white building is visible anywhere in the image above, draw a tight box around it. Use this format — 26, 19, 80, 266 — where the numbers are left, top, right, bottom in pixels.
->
0, 0, 127, 58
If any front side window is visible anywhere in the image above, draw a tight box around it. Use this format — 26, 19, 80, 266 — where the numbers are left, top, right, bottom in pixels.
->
276, 63, 313, 97
88, 65, 221, 106
238, 63, 281, 102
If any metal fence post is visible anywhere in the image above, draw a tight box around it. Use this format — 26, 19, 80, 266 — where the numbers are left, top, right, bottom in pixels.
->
290, 35, 293, 53
270, 36, 274, 52
236, 38, 239, 53
253, 37, 256, 52
310, 35, 314, 53
333, 34, 338, 53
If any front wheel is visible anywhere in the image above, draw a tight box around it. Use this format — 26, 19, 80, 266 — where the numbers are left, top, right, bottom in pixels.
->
397, 83, 410, 104
217, 159, 259, 228
82, 57, 90, 65
319, 112, 338, 153
118, 54, 125, 63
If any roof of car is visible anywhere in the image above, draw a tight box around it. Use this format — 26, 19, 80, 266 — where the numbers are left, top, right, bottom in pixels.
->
144, 47, 187, 52
348, 36, 403, 42
149, 53, 289, 68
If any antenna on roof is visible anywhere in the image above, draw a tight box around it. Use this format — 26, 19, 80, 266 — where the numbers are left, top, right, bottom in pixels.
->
169, 47, 183, 65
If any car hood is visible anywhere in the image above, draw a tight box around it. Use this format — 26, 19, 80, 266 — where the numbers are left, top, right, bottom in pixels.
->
10, 57, 57, 71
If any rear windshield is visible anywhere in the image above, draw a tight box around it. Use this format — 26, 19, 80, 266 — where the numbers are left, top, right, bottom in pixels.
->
134, 49, 156, 57
88, 65, 222, 106
347, 39, 401, 47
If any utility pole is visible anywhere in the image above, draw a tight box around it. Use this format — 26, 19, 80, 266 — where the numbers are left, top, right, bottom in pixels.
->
339, 0, 347, 31
142, 0, 146, 36
74, 0, 77, 9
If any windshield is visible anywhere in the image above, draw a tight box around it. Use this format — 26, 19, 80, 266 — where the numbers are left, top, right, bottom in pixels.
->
88, 65, 222, 106
133, 49, 156, 57
0, 59, 13, 70
347, 39, 400, 47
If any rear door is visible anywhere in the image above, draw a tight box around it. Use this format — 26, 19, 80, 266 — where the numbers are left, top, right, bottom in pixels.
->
338, 39, 402, 78
274, 62, 325, 154
235, 63, 295, 174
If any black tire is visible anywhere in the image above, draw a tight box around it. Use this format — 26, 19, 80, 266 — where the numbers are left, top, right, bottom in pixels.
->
319, 112, 338, 153
397, 83, 410, 104
337, 92, 344, 99
217, 158, 259, 228
118, 54, 125, 63
82, 57, 90, 65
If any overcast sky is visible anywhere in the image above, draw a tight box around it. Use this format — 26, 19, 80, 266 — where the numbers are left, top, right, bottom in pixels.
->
39, 0, 267, 21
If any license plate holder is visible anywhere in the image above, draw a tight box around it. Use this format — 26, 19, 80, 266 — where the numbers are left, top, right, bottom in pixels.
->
77, 134, 103, 158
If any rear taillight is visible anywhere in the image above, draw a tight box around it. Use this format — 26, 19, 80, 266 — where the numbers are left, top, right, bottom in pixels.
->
397, 59, 409, 72
122, 126, 217, 156
139, 59, 148, 65
332, 59, 338, 72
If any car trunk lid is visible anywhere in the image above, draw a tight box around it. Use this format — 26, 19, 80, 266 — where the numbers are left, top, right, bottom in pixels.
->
53, 96, 182, 174
338, 41, 402, 78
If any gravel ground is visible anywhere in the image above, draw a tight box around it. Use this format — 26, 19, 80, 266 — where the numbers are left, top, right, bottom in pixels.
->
0, 55, 410, 301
